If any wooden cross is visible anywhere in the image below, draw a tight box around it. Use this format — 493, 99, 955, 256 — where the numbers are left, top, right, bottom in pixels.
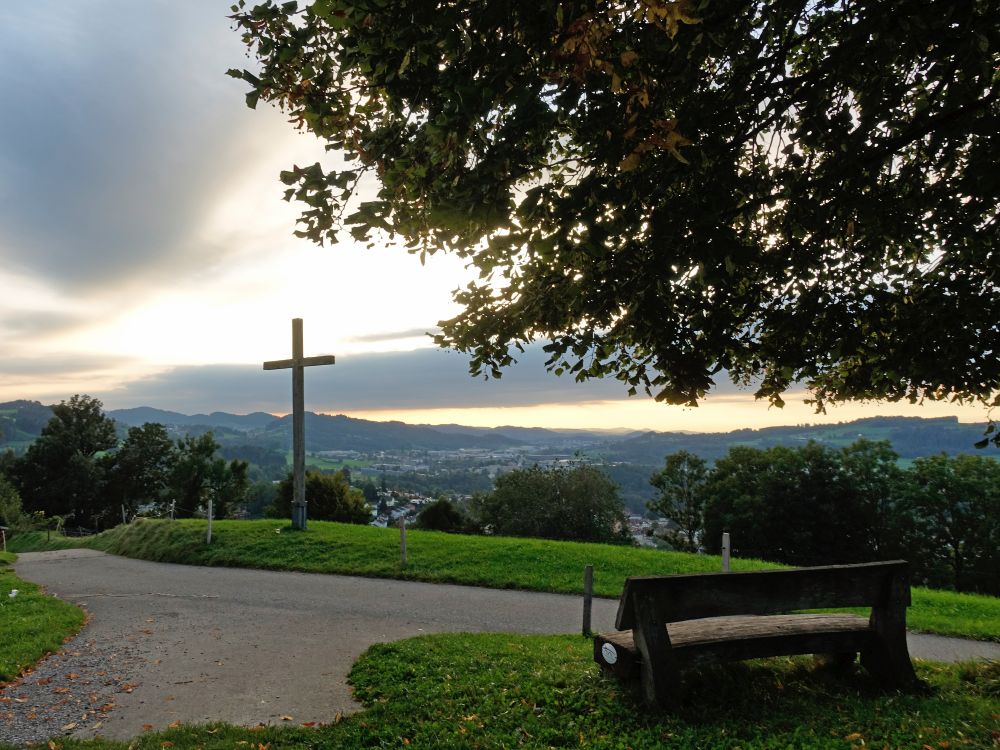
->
263, 318, 336, 530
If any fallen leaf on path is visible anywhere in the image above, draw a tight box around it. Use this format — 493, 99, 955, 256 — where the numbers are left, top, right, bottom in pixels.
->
64, 673, 79, 679
141, 629, 153, 635
280, 715, 293, 721
143, 724, 154, 732
61, 723, 77, 731
301, 722, 316, 728
36, 677, 52, 685
168, 721, 181, 729
53, 687, 71, 694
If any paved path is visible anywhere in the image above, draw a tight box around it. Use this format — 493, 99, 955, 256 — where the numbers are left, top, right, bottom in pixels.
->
7, 550, 999, 743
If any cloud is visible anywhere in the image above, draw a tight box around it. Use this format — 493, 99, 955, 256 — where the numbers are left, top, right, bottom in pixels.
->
98, 343, 751, 414
0, 1, 311, 296
0, 310, 87, 339
346, 328, 439, 343
0, 353, 137, 377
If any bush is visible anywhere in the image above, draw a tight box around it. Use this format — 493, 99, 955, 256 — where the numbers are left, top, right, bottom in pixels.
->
415, 498, 466, 533
271, 470, 371, 524
471, 465, 631, 544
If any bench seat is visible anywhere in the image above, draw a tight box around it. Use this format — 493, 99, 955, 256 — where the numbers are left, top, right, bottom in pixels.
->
596, 613, 871, 679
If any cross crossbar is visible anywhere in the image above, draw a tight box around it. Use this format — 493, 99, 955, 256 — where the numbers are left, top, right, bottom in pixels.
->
263, 355, 337, 370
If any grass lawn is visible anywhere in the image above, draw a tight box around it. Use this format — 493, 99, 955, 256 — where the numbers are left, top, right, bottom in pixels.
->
0, 551, 86, 683
10, 518, 1000, 641
1, 633, 997, 750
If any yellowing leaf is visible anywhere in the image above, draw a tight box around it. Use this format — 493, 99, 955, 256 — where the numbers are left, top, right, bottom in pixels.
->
280, 715, 294, 721
620, 50, 639, 68
619, 152, 642, 173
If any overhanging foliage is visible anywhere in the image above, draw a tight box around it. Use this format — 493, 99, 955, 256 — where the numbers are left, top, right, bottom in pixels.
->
230, 0, 1000, 439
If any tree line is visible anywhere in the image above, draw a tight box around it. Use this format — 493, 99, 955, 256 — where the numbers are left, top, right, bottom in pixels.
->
0, 395, 249, 530
649, 440, 1000, 595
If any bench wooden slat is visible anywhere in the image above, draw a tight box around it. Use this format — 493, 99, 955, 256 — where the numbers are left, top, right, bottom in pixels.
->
615, 560, 909, 630
596, 614, 872, 679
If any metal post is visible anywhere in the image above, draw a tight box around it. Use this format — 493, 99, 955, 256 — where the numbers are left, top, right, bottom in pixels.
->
399, 517, 407, 566
722, 531, 731, 572
207, 497, 213, 545
583, 564, 594, 636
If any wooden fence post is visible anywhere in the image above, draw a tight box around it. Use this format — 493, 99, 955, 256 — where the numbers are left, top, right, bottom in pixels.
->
399, 517, 407, 566
207, 497, 213, 544
722, 532, 731, 572
583, 564, 594, 636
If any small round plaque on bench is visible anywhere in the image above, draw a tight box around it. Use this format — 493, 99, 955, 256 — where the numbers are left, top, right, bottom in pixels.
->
601, 643, 618, 665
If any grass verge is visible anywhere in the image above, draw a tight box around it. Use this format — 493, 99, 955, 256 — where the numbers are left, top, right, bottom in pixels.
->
0, 551, 86, 683
2, 634, 998, 750
10, 519, 1000, 641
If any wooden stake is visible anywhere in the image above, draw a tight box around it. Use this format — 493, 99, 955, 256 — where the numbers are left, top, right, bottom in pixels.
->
399, 517, 407, 566
207, 497, 213, 545
583, 564, 594, 636
722, 532, 731, 572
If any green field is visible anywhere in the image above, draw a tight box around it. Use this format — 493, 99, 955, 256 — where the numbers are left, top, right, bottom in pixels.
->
0, 551, 86, 683
282, 449, 371, 471
1, 633, 997, 750
10, 519, 1000, 641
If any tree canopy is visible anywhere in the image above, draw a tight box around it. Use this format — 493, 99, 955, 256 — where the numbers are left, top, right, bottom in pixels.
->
231, 0, 1000, 433
13, 395, 118, 527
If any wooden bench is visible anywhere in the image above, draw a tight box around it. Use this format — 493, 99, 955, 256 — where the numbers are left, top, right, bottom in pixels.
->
594, 560, 918, 707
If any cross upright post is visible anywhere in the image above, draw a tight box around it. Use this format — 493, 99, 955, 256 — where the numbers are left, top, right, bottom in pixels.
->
263, 318, 336, 530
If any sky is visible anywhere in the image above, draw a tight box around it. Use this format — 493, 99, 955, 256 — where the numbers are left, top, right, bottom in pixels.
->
0, 1, 989, 432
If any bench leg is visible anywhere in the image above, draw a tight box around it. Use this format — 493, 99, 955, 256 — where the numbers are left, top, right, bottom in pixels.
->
631, 600, 681, 708
862, 600, 919, 688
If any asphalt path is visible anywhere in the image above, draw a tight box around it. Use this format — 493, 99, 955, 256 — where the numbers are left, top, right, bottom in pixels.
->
8, 549, 1000, 742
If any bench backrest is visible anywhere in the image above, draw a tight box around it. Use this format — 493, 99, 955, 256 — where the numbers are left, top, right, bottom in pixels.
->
615, 561, 910, 630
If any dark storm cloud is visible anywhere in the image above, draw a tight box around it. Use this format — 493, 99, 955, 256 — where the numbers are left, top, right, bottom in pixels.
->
101, 345, 630, 413
101, 344, 750, 414
0, 2, 277, 293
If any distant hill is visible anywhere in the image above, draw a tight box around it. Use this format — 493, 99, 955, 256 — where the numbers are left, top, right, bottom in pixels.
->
264, 413, 524, 452
596, 416, 993, 464
2, 400, 995, 463
108, 407, 278, 431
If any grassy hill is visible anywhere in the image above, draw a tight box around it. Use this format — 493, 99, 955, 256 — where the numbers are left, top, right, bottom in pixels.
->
10, 519, 999, 641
